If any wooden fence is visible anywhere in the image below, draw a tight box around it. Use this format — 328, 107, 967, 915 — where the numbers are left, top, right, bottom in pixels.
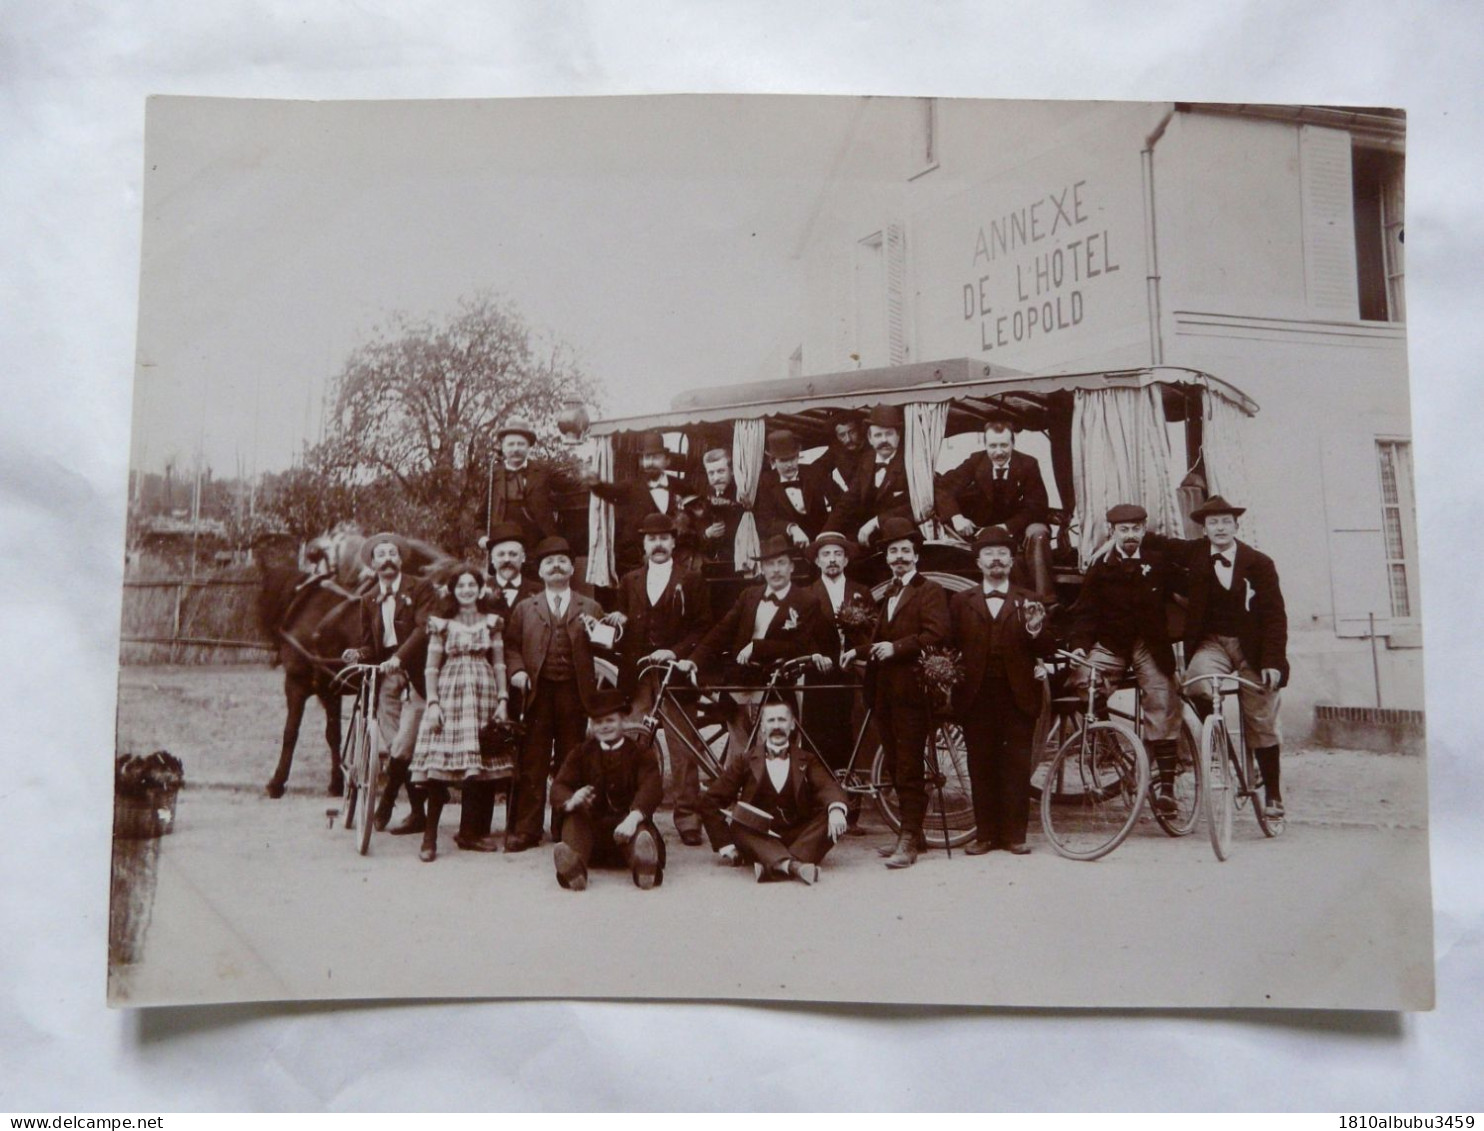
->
120, 577, 275, 665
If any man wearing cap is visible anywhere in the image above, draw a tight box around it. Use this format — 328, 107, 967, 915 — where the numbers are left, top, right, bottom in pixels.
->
340, 532, 439, 835
550, 689, 666, 891
755, 429, 840, 549
485, 417, 557, 553
841, 517, 951, 869
605, 512, 713, 845
700, 699, 850, 885
950, 528, 1052, 855
816, 409, 870, 496
587, 431, 685, 576
690, 534, 835, 758
826, 404, 950, 547
804, 531, 873, 827
939, 416, 1055, 599
1144, 496, 1291, 819
1067, 503, 1188, 816
502, 536, 607, 852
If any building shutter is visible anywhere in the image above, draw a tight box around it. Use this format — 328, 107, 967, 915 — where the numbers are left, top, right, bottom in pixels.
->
1320, 431, 1391, 638
1299, 125, 1361, 319
885, 222, 907, 365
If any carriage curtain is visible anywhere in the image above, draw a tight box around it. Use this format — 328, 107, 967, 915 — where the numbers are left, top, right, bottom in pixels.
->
585, 434, 617, 588
904, 401, 949, 539
1070, 387, 1184, 567
1200, 388, 1260, 548
731, 418, 766, 572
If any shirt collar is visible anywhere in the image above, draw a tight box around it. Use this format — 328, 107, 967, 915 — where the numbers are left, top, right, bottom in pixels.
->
1114, 548, 1142, 562
599, 738, 624, 751
380, 576, 401, 597
894, 570, 917, 589
983, 582, 1009, 596
765, 583, 791, 601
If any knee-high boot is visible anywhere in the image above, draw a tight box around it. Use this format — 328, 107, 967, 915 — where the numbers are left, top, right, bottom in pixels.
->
375, 756, 409, 829
420, 784, 446, 862
1148, 740, 1179, 815
1254, 745, 1282, 810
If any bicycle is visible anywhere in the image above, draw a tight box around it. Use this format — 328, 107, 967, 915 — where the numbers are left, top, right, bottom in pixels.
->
332, 663, 385, 856
1181, 672, 1285, 861
636, 655, 976, 850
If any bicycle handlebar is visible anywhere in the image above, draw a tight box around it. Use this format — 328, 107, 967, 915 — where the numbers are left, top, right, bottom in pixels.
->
1179, 672, 1270, 695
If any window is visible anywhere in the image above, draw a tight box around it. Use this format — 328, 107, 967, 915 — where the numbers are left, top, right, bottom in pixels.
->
1376, 439, 1419, 621
1354, 147, 1405, 322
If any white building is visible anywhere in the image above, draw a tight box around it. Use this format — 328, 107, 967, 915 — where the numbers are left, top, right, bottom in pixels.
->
789, 99, 1415, 739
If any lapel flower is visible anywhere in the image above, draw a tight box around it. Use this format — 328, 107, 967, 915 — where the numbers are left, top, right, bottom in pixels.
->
783, 607, 800, 631
1140, 563, 1151, 577
1244, 578, 1256, 611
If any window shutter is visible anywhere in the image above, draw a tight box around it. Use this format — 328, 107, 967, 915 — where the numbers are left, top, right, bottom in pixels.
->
885, 222, 907, 365
1299, 125, 1360, 318
1320, 432, 1391, 638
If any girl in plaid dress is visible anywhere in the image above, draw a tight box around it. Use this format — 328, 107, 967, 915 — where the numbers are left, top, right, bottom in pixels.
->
411, 566, 510, 862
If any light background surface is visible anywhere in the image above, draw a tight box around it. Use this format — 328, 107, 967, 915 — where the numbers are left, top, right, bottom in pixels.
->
2, 0, 1481, 1111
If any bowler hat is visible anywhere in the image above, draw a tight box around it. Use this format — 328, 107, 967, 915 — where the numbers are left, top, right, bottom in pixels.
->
765, 430, 801, 460
1189, 494, 1246, 522
972, 527, 1015, 553
755, 534, 794, 562
636, 432, 668, 457
496, 417, 537, 444
877, 516, 922, 548
638, 513, 678, 536
808, 531, 856, 560
358, 531, 411, 568
481, 521, 527, 551
866, 404, 905, 430
1106, 503, 1148, 525
532, 536, 574, 565
585, 688, 630, 720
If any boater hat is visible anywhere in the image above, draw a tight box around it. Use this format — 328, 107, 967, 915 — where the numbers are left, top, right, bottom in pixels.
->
808, 531, 857, 560
586, 688, 630, 720
358, 532, 411, 567
495, 417, 538, 444
1106, 503, 1148, 525
532, 536, 574, 565
1189, 494, 1246, 522
877, 516, 923, 548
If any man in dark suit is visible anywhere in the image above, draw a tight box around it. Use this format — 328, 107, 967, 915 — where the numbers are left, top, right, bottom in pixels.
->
605, 513, 712, 844
826, 404, 951, 548
690, 534, 835, 759
686, 447, 745, 566
803, 531, 873, 831
939, 416, 1055, 599
700, 699, 850, 885
588, 431, 686, 576
950, 528, 1052, 855
550, 689, 665, 891
815, 408, 869, 496
442, 521, 546, 852
485, 417, 557, 553
503, 536, 607, 852
1146, 496, 1291, 818
340, 532, 439, 836
755, 429, 840, 550
842, 516, 951, 869
1066, 503, 1187, 815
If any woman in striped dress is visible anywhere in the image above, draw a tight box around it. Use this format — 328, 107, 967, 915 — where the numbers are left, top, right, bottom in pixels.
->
411, 565, 510, 862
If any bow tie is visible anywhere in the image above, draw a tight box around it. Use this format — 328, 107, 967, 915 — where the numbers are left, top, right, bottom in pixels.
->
780, 476, 799, 485
1212, 554, 1232, 568
380, 590, 397, 603
984, 587, 1008, 598
765, 745, 790, 760
887, 579, 905, 596
761, 591, 785, 605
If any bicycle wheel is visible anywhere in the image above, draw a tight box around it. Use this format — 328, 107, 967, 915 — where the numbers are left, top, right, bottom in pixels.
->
1039, 720, 1148, 861
340, 699, 365, 832
354, 726, 378, 856
1202, 714, 1235, 861
1028, 707, 1077, 802
870, 722, 977, 848
1155, 712, 1203, 837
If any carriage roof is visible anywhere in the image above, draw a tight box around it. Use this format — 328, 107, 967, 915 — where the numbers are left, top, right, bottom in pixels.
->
588, 358, 1259, 447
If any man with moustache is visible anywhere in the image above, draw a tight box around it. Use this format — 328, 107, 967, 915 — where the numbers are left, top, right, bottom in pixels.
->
803, 531, 873, 832
502, 536, 607, 852
587, 431, 685, 576
690, 534, 835, 760
1067, 503, 1187, 816
550, 689, 666, 892
950, 528, 1052, 856
1143, 496, 1291, 819
842, 517, 951, 869
815, 409, 869, 496
755, 429, 840, 550
485, 417, 557, 553
939, 416, 1055, 599
826, 404, 951, 548
440, 521, 545, 852
688, 447, 745, 565
340, 532, 438, 836
701, 700, 850, 885
604, 513, 713, 845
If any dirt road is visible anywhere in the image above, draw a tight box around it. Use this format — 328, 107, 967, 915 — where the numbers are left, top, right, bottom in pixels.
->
112, 665, 1434, 1010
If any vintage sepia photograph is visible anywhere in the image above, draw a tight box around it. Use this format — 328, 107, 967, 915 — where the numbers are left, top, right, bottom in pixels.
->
110, 93, 1431, 1009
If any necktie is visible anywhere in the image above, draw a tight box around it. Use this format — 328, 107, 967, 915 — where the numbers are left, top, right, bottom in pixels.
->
888, 579, 904, 596
552, 594, 565, 619
1213, 554, 1231, 568
381, 590, 398, 645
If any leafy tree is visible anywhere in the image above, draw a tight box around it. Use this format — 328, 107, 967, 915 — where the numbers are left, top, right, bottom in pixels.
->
314, 292, 600, 553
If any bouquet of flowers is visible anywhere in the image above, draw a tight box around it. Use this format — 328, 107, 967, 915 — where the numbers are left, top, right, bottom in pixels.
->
917, 646, 966, 713
836, 598, 878, 652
